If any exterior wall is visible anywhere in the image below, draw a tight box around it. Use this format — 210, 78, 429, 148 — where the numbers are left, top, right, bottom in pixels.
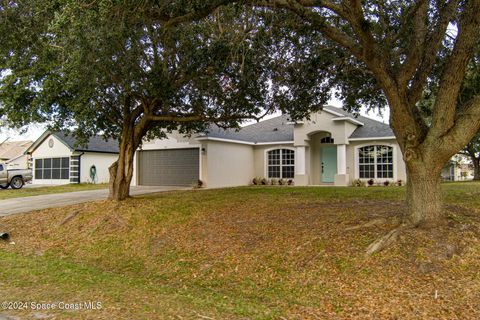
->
131, 134, 201, 186
292, 110, 359, 186
205, 141, 254, 188
294, 110, 358, 146
31, 135, 72, 185
347, 139, 407, 183
253, 143, 295, 178
80, 152, 118, 184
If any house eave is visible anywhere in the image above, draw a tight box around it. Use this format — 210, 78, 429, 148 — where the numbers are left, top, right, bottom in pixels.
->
322, 108, 345, 117
348, 136, 396, 141
196, 136, 294, 146
332, 117, 364, 126
74, 149, 119, 155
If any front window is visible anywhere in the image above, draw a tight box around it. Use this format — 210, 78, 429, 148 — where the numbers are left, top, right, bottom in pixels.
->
267, 149, 295, 179
35, 157, 70, 180
359, 145, 393, 179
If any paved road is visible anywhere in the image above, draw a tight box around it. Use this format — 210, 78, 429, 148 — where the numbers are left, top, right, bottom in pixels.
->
0, 186, 188, 216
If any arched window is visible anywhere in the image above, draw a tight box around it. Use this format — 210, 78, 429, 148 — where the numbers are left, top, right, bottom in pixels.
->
358, 145, 393, 179
267, 149, 295, 179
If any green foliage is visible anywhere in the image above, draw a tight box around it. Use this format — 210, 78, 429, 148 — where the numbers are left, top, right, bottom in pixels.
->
351, 179, 366, 187
0, 1, 334, 143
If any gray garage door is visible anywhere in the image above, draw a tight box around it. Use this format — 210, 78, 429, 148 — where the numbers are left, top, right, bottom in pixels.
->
138, 148, 199, 186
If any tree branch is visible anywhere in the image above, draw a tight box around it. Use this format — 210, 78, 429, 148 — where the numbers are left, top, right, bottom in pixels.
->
407, 0, 460, 105
161, 0, 234, 29
145, 113, 267, 123
437, 94, 480, 158
396, 0, 429, 87
430, 0, 480, 135
251, 0, 364, 59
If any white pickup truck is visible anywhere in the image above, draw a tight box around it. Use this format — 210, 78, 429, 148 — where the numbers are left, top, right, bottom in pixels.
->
0, 163, 33, 189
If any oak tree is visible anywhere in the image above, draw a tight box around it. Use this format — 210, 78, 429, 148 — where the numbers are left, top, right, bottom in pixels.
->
247, 0, 480, 227
0, 1, 330, 199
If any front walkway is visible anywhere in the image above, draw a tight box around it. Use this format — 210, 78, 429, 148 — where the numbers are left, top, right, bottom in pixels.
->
0, 186, 187, 216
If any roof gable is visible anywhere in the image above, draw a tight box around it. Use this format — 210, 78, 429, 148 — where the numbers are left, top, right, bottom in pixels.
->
27, 131, 119, 154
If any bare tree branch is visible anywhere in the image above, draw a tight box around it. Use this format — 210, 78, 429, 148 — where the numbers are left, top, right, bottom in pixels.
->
407, 0, 460, 105
437, 94, 480, 157
397, 0, 429, 87
430, 0, 480, 135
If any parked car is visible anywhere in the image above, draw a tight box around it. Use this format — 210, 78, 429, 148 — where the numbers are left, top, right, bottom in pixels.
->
0, 163, 32, 189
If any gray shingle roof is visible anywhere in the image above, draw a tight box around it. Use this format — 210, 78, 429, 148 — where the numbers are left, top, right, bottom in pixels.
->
54, 132, 119, 153
201, 106, 394, 143
203, 114, 294, 143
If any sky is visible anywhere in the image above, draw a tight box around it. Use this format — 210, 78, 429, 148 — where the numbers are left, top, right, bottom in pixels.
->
0, 97, 390, 143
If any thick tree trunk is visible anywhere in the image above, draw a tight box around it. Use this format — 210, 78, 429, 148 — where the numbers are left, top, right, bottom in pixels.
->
405, 161, 444, 227
108, 123, 139, 201
472, 157, 480, 181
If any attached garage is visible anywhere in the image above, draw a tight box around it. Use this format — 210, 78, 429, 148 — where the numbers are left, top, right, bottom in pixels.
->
137, 148, 199, 186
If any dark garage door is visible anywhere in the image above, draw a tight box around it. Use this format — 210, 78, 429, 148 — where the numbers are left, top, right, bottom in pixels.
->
138, 148, 199, 186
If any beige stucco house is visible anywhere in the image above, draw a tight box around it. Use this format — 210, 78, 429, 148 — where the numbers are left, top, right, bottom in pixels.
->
26, 131, 118, 185
25, 107, 406, 188
131, 106, 407, 188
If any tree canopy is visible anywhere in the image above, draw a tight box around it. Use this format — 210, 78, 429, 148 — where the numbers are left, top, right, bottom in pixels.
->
241, 0, 480, 227
0, 1, 336, 199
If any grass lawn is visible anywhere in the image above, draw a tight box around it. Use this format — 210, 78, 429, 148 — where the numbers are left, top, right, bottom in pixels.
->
0, 183, 108, 200
0, 182, 479, 319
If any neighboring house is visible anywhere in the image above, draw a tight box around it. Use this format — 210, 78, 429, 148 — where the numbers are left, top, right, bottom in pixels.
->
441, 154, 474, 181
25, 131, 119, 184
0, 140, 33, 169
131, 106, 407, 188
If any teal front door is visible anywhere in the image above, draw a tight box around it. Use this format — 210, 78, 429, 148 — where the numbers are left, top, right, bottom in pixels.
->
321, 146, 337, 183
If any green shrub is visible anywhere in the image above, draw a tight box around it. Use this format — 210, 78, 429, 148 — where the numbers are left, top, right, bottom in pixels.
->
351, 179, 366, 187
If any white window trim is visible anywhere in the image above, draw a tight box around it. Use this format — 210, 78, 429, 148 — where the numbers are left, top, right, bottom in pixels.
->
354, 143, 397, 181
264, 147, 296, 179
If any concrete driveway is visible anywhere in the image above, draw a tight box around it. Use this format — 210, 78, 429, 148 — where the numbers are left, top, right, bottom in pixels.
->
0, 186, 188, 217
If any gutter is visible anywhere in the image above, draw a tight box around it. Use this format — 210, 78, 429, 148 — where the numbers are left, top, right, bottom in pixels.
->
196, 136, 294, 146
